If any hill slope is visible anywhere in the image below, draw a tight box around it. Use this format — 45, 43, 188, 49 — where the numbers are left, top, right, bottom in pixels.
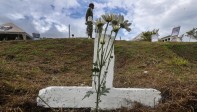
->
0, 39, 197, 112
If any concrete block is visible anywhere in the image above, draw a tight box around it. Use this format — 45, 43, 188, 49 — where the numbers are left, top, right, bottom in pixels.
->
37, 86, 161, 110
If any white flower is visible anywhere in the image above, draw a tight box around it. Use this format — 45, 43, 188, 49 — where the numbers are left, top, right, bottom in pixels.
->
94, 18, 106, 33
117, 14, 124, 24
102, 13, 114, 22
112, 25, 120, 33
116, 14, 132, 32
120, 20, 132, 32
111, 14, 120, 26
100, 37, 105, 44
95, 18, 106, 27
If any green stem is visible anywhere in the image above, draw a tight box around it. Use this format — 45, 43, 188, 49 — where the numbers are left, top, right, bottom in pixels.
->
96, 41, 105, 111
103, 22, 109, 39
96, 33, 102, 67
102, 22, 110, 62
94, 75, 98, 92
94, 23, 119, 112
96, 70, 101, 111
103, 31, 113, 61
100, 55, 112, 86
104, 31, 119, 62
100, 31, 113, 86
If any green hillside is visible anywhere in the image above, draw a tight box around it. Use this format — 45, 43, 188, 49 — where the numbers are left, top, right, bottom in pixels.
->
0, 39, 196, 112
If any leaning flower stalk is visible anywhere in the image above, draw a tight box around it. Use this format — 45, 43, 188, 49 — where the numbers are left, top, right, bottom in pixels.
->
83, 13, 131, 112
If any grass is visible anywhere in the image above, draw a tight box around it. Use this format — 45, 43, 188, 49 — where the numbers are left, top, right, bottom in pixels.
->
0, 39, 197, 112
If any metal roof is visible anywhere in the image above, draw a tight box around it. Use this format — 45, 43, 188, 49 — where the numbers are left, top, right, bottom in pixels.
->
0, 23, 32, 39
0, 23, 26, 33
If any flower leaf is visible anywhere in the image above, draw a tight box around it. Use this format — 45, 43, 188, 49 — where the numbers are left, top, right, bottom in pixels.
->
82, 91, 94, 100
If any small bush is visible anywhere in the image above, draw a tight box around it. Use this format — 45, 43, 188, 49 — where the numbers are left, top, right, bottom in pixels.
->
168, 57, 188, 66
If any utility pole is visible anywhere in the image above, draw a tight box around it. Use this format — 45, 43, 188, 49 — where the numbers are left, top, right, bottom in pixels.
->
69, 24, 70, 38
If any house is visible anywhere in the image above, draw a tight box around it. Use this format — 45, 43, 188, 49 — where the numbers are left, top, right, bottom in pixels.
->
160, 26, 181, 42
160, 35, 181, 42
0, 23, 32, 41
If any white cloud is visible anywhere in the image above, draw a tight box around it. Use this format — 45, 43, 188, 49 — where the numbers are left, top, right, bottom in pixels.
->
131, 0, 197, 38
0, 0, 196, 40
32, 19, 52, 33
7, 13, 25, 20
54, 0, 80, 9
55, 24, 68, 32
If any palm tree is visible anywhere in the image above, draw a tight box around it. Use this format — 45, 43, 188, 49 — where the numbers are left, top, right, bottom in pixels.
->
186, 28, 197, 42
193, 28, 197, 39
179, 34, 184, 42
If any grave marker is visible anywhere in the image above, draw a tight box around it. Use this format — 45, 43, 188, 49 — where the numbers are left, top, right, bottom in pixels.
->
37, 35, 161, 110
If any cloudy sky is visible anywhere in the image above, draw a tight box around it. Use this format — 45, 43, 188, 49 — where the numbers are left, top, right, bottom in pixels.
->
0, 0, 196, 40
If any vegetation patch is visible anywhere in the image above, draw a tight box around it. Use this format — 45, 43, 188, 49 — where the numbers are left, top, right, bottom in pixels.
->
0, 39, 196, 112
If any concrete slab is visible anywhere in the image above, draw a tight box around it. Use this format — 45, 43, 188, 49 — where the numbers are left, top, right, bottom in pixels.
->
37, 86, 161, 109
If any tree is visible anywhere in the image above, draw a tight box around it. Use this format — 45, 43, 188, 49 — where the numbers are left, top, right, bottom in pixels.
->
179, 34, 184, 42
186, 28, 197, 42
141, 29, 159, 41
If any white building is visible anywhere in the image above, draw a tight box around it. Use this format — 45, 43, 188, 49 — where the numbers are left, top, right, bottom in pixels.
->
0, 23, 32, 41
160, 35, 181, 42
